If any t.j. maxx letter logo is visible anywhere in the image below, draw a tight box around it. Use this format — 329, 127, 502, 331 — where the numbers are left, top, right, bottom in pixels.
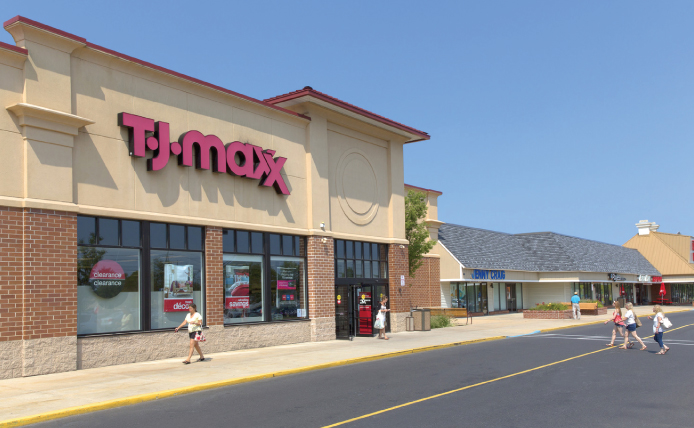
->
118, 113, 290, 195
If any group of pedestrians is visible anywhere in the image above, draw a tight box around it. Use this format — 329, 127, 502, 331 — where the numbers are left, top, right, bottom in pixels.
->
604, 301, 670, 355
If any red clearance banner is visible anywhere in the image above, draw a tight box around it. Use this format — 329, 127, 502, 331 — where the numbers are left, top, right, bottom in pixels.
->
164, 299, 194, 312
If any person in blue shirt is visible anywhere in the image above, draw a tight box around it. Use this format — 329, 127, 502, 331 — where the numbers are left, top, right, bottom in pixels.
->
571, 292, 581, 320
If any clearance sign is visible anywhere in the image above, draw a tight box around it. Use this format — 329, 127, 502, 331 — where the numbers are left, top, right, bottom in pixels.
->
118, 113, 290, 195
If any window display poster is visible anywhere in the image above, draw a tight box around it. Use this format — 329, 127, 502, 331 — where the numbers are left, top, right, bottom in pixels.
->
277, 266, 297, 290
225, 266, 250, 310
163, 264, 194, 312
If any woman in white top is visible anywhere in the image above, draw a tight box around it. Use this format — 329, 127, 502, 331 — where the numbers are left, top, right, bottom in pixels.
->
621, 302, 646, 350
648, 305, 669, 355
174, 303, 205, 364
375, 296, 390, 340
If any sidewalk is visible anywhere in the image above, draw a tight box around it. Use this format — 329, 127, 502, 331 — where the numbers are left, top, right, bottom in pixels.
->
1, 306, 690, 426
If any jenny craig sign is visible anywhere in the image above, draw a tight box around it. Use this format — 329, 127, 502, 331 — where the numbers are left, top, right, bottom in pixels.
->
471, 269, 506, 280
118, 113, 290, 195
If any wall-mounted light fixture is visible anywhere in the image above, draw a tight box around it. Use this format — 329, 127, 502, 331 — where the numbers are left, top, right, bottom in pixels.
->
322, 237, 327, 244
320, 222, 325, 230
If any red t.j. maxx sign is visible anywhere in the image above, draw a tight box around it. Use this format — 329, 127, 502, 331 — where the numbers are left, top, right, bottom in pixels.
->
118, 113, 290, 195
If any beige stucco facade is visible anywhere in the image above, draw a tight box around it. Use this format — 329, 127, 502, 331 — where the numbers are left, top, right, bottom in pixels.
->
0, 18, 428, 243
0, 16, 432, 378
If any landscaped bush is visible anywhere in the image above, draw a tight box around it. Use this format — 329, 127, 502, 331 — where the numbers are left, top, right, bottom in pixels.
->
527, 302, 569, 311
431, 314, 453, 328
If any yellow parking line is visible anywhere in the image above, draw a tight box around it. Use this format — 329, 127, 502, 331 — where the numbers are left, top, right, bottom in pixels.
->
322, 322, 694, 428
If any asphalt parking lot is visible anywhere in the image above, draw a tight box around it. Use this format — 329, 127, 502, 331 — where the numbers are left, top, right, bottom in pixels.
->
33, 311, 694, 428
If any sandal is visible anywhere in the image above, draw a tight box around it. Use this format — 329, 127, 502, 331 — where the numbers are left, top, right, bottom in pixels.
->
197, 357, 205, 362
384, 337, 389, 340
182, 360, 191, 364
627, 343, 634, 349
664, 348, 670, 354
640, 346, 647, 351
618, 346, 627, 349
656, 351, 665, 355
606, 343, 614, 347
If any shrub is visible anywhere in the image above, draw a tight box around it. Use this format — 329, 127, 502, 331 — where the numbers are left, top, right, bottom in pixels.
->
431, 314, 453, 329
527, 303, 569, 311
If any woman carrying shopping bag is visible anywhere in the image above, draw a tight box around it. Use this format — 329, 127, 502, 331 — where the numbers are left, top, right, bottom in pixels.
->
621, 302, 647, 350
648, 305, 670, 355
374, 296, 390, 340
604, 300, 626, 347
174, 303, 205, 364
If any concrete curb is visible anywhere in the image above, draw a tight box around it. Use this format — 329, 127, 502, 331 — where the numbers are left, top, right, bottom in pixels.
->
0, 335, 506, 427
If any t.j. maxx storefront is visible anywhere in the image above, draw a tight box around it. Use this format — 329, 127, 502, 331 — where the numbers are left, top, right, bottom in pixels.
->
0, 16, 434, 378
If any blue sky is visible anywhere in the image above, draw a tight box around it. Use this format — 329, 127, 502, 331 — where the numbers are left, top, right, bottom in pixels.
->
4, 1, 693, 245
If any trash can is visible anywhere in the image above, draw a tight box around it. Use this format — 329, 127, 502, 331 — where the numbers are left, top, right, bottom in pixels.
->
405, 316, 415, 331
412, 309, 431, 331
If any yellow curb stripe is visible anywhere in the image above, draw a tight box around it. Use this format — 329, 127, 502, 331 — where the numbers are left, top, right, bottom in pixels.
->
0, 336, 506, 428
322, 321, 694, 428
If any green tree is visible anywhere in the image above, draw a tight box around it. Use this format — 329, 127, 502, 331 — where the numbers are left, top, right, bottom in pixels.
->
405, 189, 436, 277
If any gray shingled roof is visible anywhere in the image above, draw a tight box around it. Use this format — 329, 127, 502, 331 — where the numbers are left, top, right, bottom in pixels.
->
438, 223, 660, 275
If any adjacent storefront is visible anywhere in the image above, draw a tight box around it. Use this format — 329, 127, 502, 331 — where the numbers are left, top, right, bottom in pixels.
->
624, 221, 694, 305
433, 224, 660, 313
0, 16, 435, 378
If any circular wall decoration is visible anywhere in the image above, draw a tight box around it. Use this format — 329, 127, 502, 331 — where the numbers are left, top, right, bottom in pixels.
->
336, 148, 379, 225
89, 260, 126, 299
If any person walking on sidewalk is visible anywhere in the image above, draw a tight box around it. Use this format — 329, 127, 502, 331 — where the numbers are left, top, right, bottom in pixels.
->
621, 302, 646, 350
604, 300, 626, 347
174, 303, 205, 364
571, 291, 581, 320
374, 296, 390, 340
648, 305, 670, 355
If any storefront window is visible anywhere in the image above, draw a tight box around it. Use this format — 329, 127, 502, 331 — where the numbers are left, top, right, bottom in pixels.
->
573, 283, 593, 300
334, 240, 388, 280
77, 247, 141, 334
150, 250, 204, 330
78, 217, 205, 335
77, 216, 142, 335
270, 257, 307, 320
224, 254, 263, 324
223, 230, 307, 324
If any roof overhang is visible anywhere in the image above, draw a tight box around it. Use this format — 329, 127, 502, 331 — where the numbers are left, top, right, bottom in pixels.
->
266, 87, 429, 143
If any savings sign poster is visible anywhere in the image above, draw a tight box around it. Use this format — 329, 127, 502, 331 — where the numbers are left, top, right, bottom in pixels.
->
163, 264, 194, 312
225, 266, 250, 311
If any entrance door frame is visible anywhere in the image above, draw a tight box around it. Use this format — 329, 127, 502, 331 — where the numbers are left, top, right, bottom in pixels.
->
335, 278, 389, 340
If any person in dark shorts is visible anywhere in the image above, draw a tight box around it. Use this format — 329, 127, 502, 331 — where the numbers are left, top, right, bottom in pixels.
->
175, 303, 205, 364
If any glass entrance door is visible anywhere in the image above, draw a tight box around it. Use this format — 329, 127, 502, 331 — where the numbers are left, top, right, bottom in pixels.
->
506, 283, 517, 312
335, 284, 377, 339
335, 284, 350, 340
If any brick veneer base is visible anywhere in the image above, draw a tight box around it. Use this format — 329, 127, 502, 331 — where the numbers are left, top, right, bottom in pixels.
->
523, 310, 573, 319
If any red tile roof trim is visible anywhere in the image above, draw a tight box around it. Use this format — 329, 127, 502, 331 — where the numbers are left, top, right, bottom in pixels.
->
405, 184, 443, 195
0, 40, 27, 55
2, 16, 310, 122
264, 87, 429, 141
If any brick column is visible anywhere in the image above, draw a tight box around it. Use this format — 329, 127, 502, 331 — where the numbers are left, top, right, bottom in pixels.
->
205, 227, 224, 327
0, 207, 24, 378
388, 245, 441, 332
22, 209, 77, 376
307, 236, 335, 341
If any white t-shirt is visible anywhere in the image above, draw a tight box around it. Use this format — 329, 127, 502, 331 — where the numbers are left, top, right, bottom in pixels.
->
653, 312, 664, 333
185, 312, 203, 332
624, 310, 635, 325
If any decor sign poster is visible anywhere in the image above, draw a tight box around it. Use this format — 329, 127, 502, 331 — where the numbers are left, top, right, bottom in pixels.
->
164, 264, 194, 312
225, 266, 250, 310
